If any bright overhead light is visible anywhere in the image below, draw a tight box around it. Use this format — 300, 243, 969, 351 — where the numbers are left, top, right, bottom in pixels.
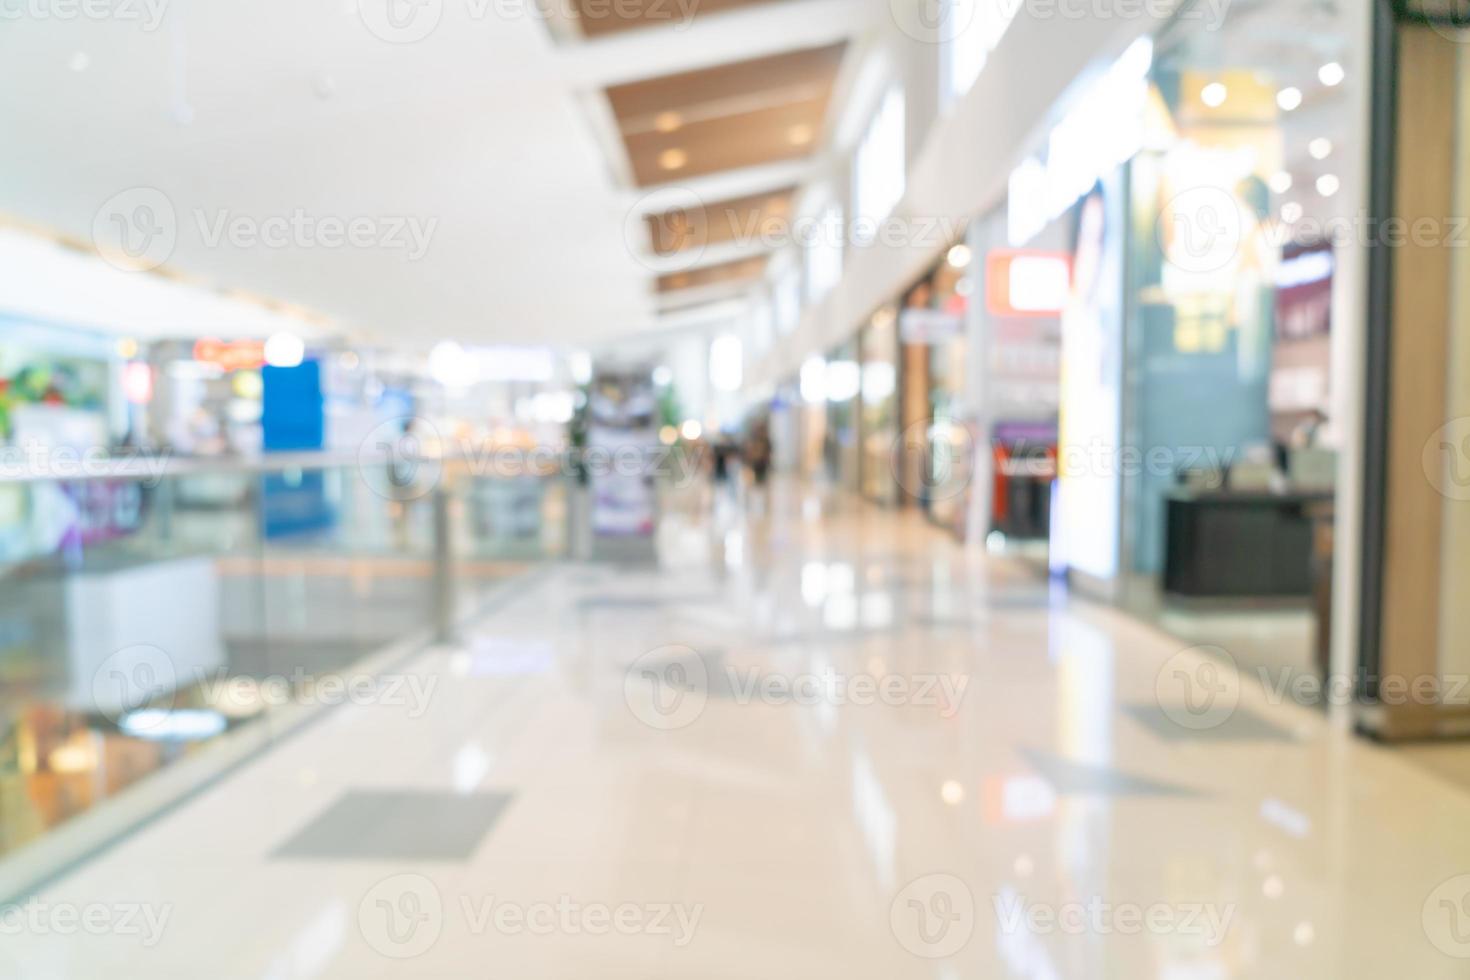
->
1201, 82, 1228, 108
1308, 137, 1333, 160
946, 243, 972, 268
1318, 62, 1345, 87
429, 340, 476, 388
709, 334, 743, 392
786, 123, 814, 146
1277, 86, 1303, 111
680, 419, 702, 441
1281, 201, 1304, 223
263, 332, 305, 369
1269, 171, 1294, 194
1316, 174, 1340, 197
800, 356, 827, 403
658, 148, 688, 171
653, 111, 682, 133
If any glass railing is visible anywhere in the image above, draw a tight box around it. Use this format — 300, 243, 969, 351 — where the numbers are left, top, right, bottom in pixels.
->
0, 451, 569, 897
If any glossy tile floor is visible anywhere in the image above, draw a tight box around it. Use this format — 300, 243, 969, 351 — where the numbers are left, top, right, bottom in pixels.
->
7, 482, 1470, 979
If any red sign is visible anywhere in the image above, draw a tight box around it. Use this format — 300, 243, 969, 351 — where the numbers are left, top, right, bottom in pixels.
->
193, 338, 266, 372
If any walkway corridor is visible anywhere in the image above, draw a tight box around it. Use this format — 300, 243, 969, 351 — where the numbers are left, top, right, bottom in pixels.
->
8, 485, 1470, 979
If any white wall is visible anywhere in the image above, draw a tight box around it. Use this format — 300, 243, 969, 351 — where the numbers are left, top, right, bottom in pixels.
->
750, 5, 1183, 389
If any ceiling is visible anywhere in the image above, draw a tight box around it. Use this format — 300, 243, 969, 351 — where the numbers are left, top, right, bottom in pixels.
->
606, 41, 848, 186
644, 185, 795, 256
0, 0, 872, 350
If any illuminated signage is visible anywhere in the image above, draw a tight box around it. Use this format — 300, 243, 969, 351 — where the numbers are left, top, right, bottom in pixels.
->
899, 308, 964, 344
193, 338, 266, 372
986, 250, 1071, 318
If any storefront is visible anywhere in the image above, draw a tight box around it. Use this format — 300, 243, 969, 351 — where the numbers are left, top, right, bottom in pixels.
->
823, 340, 861, 493
888, 254, 974, 535
990, 0, 1365, 682
859, 306, 900, 506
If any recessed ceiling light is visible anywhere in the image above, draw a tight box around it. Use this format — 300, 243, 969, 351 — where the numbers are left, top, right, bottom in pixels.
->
1201, 82, 1228, 108
1269, 171, 1294, 194
658, 148, 688, 171
946, 243, 972, 268
1277, 86, 1303, 111
1309, 137, 1333, 160
1316, 174, 1340, 197
1282, 202, 1304, 223
654, 111, 683, 134
1318, 62, 1345, 87
786, 123, 814, 146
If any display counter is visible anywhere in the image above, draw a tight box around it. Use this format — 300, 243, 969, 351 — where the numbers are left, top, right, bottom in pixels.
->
1163, 488, 1333, 599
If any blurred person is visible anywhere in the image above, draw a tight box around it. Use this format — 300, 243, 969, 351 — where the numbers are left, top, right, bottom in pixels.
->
744, 421, 772, 513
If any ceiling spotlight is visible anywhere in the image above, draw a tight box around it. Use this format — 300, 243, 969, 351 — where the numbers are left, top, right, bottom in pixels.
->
1201, 82, 1228, 108
1281, 202, 1304, 223
1277, 87, 1303, 111
654, 111, 683, 134
1316, 174, 1340, 197
1269, 171, 1294, 194
946, 243, 972, 268
786, 123, 815, 147
1309, 137, 1333, 160
1318, 62, 1345, 87
658, 148, 688, 171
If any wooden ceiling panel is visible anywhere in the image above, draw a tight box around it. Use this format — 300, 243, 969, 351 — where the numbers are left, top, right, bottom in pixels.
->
656, 254, 768, 293
644, 186, 795, 255
605, 42, 846, 187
